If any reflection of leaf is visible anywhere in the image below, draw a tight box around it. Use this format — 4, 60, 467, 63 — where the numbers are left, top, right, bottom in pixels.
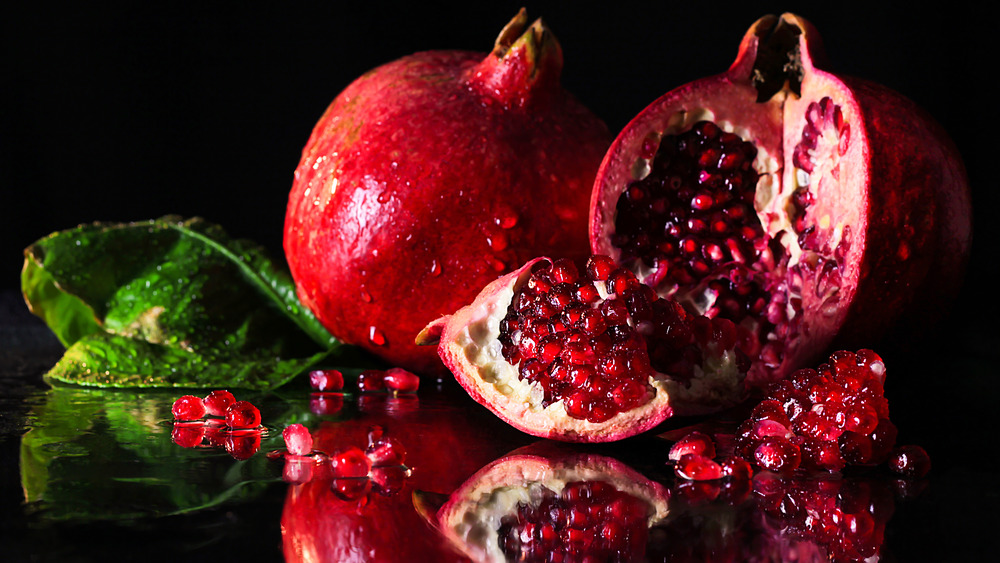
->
22, 216, 340, 389
20, 386, 291, 521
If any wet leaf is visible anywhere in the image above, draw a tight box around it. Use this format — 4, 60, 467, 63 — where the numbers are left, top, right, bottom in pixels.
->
22, 216, 340, 389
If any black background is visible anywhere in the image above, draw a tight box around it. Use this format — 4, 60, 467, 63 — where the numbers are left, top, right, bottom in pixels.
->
2, 2, 1000, 558
3, 2, 995, 302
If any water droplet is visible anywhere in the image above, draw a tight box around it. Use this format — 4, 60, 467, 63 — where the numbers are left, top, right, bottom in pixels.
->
486, 255, 506, 272
369, 326, 386, 346
377, 192, 390, 204
494, 205, 519, 229
360, 288, 373, 303
429, 260, 442, 277
486, 231, 509, 251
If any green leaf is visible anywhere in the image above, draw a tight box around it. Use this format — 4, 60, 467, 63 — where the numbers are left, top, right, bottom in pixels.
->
22, 216, 340, 389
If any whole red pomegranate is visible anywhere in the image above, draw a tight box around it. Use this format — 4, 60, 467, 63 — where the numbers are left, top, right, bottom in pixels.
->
284, 10, 611, 374
590, 13, 971, 384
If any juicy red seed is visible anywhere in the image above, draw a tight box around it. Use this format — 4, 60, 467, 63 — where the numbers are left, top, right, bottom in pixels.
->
383, 367, 420, 393
668, 431, 717, 461
282, 423, 313, 456
719, 457, 753, 480
586, 255, 617, 281
172, 395, 207, 421
171, 422, 205, 448
889, 445, 931, 478
331, 446, 372, 478
309, 369, 344, 392
358, 370, 386, 392
225, 401, 261, 429
675, 453, 723, 481
367, 436, 407, 466
754, 437, 801, 473
550, 259, 580, 284
203, 390, 235, 417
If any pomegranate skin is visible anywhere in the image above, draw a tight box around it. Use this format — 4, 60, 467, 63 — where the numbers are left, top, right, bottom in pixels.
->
284, 11, 611, 375
589, 13, 971, 384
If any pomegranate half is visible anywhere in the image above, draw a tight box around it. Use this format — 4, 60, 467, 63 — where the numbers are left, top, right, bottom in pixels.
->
419, 256, 748, 442
590, 13, 971, 383
284, 10, 610, 375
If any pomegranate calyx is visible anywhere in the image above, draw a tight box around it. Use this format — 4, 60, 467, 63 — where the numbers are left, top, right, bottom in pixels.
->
749, 15, 805, 102
469, 10, 562, 108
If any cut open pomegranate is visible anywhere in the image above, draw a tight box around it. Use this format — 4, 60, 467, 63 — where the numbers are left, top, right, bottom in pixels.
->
419, 256, 747, 442
590, 13, 971, 384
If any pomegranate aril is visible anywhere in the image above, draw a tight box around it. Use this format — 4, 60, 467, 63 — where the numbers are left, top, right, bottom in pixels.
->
225, 400, 261, 429
668, 431, 717, 461
309, 369, 344, 392
282, 423, 313, 456
889, 445, 931, 478
203, 390, 235, 417
383, 367, 420, 393
675, 453, 723, 481
172, 395, 206, 421
331, 446, 372, 478
357, 369, 386, 392
754, 436, 801, 473
719, 457, 753, 480
366, 436, 407, 466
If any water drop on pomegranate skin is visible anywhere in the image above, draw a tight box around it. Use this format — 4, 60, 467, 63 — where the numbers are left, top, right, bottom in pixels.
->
369, 326, 386, 346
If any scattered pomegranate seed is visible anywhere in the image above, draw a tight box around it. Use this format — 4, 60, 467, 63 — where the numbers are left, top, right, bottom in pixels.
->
171, 395, 207, 421
203, 389, 235, 417
332, 478, 372, 501
309, 392, 344, 415
171, 422, 204, 448
224, 429, 262, 460
383, 367, 420, 393
370, 466, 408, 496
225, 400, 261, 429
366, 436, 406, 467
331, 446, 372, 478
357, 369, 386, 392
889, 445, 931, 478
282, 423, 313, 456
309, 369, 344, 391
668, 431, 717, 461
282, 455, 315, 484
675, 453, 723, 481
719, 457, 753, 480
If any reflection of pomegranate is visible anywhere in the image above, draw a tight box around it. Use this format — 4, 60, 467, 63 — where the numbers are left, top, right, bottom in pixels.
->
436, 443, 669, 563
590, 13, 971, 383
419, 257, 748, 442
284, 10, 610, 375
281, 392, 530, 562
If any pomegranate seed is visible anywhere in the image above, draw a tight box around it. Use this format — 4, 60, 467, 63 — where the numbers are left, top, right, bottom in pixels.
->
331, 446, 372, 478
370, 466, 408, 496
675, 453, 723, 481
719, 457, 753, 480
668, 431, 717, 461
383, 367, 420, 393
224, 429, 262, 460
282, 455, 315, 484
171, 422, 205, 448
309, 369, 344, 391
172, 395, 206, 421
357, 369, 386, 392
203, 390, 235, 417
225, 400, 261, 429
889, 445, 931, 478
331, 478, 372, 501
754, 436, 801, 473
366, 436, 406, 466
282, 423, 313, 456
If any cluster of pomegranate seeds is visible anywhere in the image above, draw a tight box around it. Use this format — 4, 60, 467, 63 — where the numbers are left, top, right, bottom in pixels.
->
170, 391, 268, 459
613, 121, 765, 292
754, 473, 892, 562
669, 430, 754, 483
734, 349, 921, 475
309, 369, 345, 392
500, 255, 744, 423
497, 480, 650, 562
